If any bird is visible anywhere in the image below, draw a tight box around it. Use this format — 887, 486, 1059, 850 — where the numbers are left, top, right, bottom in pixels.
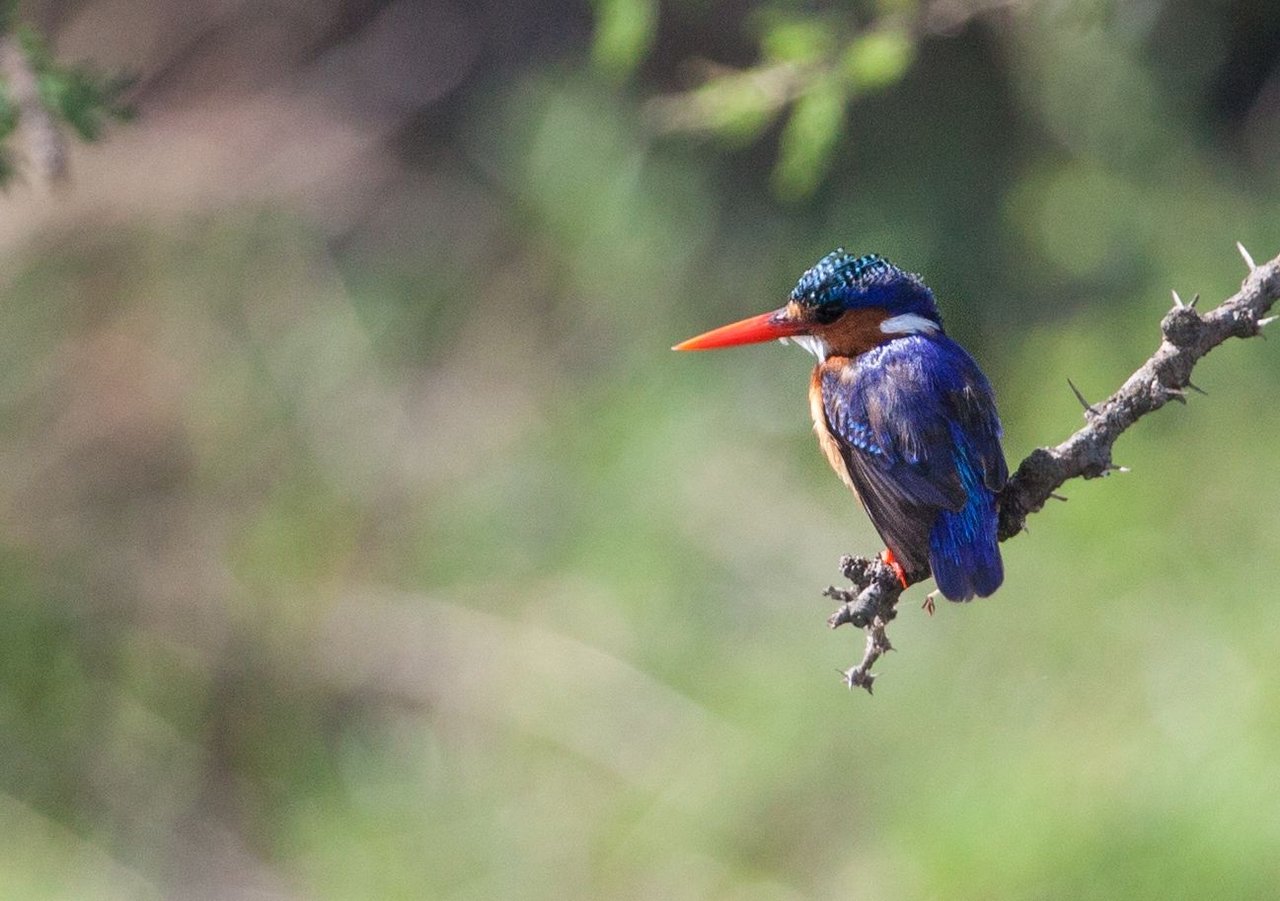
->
674, 249, 1007, 602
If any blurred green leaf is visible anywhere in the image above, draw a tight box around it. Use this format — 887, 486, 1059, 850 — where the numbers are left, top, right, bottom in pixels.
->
37, 69, 135, 141
760, 19, 835, 65
0, 86, 15, 137
0, 88, 15, 183
686, 70, 784, 140
841, 26, 915, 89
772, 74, 846, 199
591, 0, 658, 78
17, 26, 133, 142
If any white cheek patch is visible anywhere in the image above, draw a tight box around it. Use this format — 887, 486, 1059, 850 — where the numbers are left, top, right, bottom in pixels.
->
879, 313, 940, 336
780, 334, 830, 360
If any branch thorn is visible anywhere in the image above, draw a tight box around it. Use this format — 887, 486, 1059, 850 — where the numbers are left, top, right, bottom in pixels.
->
1237, 241, 1257, 271
1186, 380, 1207, 396
1171, 289, 1185, 309
840, 667, 875, 694
1048, 492, 1068, 501
1067, 378, 1097, 416
1258, 315, 1278, 330
1190, 293, 1200, 309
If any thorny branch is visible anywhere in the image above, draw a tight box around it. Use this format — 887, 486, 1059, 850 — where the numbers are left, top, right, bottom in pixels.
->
828, 245, 1280, 693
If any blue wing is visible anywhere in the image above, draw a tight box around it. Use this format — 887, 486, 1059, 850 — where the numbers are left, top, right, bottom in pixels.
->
820, 335, 1007, 600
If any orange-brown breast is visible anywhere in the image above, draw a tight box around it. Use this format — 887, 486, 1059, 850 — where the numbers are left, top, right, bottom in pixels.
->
809, 362, 858, 497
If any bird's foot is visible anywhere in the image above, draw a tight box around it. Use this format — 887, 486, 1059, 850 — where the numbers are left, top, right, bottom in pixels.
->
879, 549, 910, 589
922, 591, 938, 616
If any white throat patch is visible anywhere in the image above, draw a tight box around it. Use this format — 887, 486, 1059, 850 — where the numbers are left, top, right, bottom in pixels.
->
780, 334, 830, 360
879, 313, 940, 336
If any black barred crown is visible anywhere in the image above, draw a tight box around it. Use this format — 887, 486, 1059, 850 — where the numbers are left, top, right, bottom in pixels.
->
789, 248, 941, 325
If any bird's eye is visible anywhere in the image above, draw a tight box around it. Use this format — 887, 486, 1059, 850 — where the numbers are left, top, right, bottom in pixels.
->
814, 304, 842, 324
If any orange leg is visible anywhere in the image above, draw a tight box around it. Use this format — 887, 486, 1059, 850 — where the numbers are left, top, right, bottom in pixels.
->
880, 548, 910, 590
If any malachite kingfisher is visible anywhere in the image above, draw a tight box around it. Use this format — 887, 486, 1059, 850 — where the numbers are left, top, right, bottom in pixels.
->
675, 250, 1007, 602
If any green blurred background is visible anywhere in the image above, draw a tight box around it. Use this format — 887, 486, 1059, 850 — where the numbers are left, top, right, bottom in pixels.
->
2, 0, 1279, 898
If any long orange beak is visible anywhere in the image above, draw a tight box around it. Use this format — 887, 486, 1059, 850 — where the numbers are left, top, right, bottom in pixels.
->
672, 308, 809, 351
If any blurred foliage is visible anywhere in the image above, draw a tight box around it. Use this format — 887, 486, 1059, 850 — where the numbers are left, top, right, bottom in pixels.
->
16, 25, 133, 141
637, 4, 918, 198
0, 0, 1279, 898
591, 0, 659, 78
0, 77, 16, 179
0, 10, 131, 184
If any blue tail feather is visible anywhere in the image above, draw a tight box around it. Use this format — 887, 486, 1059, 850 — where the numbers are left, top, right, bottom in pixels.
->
928, 436, 1003, 602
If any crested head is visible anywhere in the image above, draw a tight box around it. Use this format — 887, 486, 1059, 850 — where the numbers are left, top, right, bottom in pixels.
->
671, 248, 946, 360
790, 249, 942, 328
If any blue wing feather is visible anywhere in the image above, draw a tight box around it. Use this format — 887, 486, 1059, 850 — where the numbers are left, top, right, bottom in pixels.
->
820, 335, 1006, 600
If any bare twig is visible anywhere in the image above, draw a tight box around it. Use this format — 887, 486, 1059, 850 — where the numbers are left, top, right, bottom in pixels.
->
830, 246, 1280, 689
